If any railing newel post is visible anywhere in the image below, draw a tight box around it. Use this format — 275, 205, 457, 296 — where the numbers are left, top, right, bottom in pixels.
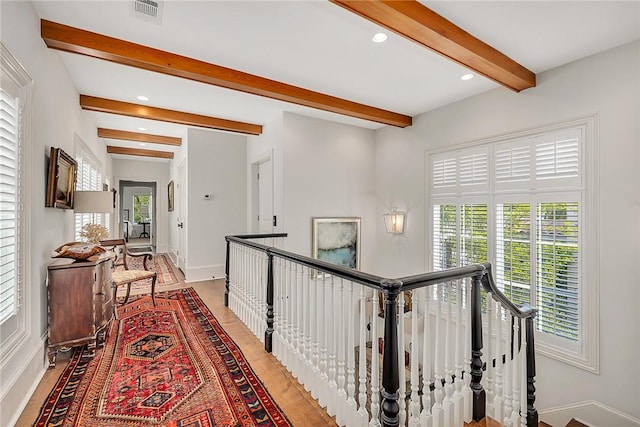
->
471, 272, 486, 421
381, 279, 402, 427
265, 249, 274, 353
224, 237, 231, 307
526, 316, 538, 427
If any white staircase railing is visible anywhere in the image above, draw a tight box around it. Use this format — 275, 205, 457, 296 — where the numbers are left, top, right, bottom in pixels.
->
225, 234, 538, 427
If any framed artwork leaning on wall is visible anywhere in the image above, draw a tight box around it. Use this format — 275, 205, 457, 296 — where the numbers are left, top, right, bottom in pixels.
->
312, 217, 361, 270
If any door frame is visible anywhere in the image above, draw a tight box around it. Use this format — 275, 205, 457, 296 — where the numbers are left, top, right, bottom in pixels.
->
119, 180, 157, 247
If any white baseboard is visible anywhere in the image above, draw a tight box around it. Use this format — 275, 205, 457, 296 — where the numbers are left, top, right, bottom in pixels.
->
1, 335, 48, 427
184, 263, 224, 283
540, 401, 640, 427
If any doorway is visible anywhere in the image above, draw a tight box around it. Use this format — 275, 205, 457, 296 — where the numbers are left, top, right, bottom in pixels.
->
251, 157, 274, 233
119, 181, 157, 250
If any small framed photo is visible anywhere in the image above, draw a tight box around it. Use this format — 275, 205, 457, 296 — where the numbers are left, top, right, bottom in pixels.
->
46, 147, 77, 209
312, 217, 361, 269
168, 180, 174, 211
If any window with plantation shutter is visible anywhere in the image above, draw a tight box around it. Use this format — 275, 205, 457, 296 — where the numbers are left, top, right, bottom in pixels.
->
75, 140, 108, 240
0, 44, 31, 340
429, 118, 597, 371
0, 88, 19, 324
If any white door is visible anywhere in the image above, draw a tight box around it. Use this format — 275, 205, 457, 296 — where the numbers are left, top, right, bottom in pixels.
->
177, 162, 187, 272
258, 159, 273, 233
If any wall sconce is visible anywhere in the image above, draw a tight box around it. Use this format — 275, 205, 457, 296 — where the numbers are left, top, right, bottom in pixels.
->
383, 207, 406, 234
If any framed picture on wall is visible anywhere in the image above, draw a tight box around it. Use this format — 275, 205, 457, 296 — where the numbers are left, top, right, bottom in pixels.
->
168, 180, 174, 211
312, 217, 361, 270
45, 147, 77, 209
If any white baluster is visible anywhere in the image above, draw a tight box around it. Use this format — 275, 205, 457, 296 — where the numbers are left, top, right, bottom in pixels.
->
336, 278, 348, 426
284, 260, 293, 369
485, 291, 495, 418
357, 285, 370, 425
503, 311, 513, 426
432, 284, 444, 427
369, 290, 381, 427
327, 275, 338, 417
453, 280, 464, 427
493, 302, 504, 423
308, 269, 319, 397
462, 279, 471, 423
443, 282, 455, 426
408, 290, 421, 427
520, 338, 528, 427
291, 263, 301, 379
303, 267, 312, 389
346, 281, 358, 424
318, 273, 329, 408
420, 287, 433, 427
398, 292, 406, 427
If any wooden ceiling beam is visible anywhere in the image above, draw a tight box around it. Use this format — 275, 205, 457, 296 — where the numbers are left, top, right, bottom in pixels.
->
81, 95, 262, 135
331, 0, 536, 92
98, 128, 182, 146
106, 146, 174, 159
42, 19, 412, 128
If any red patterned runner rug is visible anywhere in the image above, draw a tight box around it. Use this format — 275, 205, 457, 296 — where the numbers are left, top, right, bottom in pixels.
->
35, 288, 291, 426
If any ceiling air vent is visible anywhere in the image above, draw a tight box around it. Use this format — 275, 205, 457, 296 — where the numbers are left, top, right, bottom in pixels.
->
132, 0, 163, 25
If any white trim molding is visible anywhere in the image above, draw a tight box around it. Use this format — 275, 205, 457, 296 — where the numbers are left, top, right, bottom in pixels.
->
540, 401, 640, 427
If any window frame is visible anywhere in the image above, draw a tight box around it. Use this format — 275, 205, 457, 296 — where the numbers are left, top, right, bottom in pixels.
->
0, 43, 33, 362
427, 116, 599, 373
74, 136, 109, 240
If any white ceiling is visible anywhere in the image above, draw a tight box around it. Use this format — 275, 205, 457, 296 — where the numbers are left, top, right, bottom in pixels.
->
31, 1, 640, 159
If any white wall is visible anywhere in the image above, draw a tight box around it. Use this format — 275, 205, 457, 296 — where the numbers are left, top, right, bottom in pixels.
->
374, 41, 640, 420
185, 128, 247, 281
282, 113, 377, 271
112, 159, 170, 253
0, 2, 109, 425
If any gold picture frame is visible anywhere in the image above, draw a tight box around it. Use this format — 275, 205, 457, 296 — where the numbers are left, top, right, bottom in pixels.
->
168, 180, 174, 211
46, 147, 77, 209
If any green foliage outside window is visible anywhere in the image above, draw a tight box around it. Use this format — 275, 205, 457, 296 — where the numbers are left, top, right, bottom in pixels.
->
133, 194, 151, 224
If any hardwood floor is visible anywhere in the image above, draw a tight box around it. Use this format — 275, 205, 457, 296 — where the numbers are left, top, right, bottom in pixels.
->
15, 271, 336, 426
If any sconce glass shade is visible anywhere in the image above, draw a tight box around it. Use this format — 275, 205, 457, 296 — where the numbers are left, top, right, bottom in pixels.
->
74, 191, 113, 213
383, 208, 405, 234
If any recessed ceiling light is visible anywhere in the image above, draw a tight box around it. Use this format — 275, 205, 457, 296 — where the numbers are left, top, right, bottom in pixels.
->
372, 32, 388, 43
461, 73, 474, 81
138, 127, 147, 131
137, 95, 149, 101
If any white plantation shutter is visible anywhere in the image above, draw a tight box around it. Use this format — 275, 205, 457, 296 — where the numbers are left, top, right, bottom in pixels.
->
433, 204, 458, 270
431, 147, 489, 195
536, 202, 580, 340
0, 88, 19, 323
495, 139, 531, 187
75, 143, 108, 240
430, 122, 588, 353
431, 154, 457, 192
495, 203, 532, 308
535, 130, 581, 187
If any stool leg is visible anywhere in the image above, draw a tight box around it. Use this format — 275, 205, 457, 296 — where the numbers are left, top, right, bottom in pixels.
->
151, 275, 157, 306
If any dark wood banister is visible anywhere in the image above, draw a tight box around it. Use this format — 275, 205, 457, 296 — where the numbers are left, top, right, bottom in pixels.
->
225, 234, 538, 427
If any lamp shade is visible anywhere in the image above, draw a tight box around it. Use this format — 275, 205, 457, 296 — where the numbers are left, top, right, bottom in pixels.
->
74, 191, 113, 213
383, 207, 405, 234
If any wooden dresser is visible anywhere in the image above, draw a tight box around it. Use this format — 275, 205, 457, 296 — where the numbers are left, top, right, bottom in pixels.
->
47, 252, 114, 367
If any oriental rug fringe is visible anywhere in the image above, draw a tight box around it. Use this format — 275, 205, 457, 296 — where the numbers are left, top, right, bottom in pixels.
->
34, 288, 291, 426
